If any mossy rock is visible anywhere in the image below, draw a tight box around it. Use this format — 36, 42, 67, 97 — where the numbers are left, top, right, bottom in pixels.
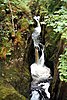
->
1, 64, 30, 97
3, 93, 26, 100
2, 66, 20, 83
0, 80, 26, 100
0, 36, 31, 99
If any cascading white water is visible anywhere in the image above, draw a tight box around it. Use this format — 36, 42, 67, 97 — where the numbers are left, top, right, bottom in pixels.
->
30, 45, 51, 81
32, 16, 41, 48
30, 16, 51, 100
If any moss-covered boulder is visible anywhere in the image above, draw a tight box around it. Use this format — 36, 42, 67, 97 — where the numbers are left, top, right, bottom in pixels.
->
0, 34, 31, 99
0, 79, 26, 100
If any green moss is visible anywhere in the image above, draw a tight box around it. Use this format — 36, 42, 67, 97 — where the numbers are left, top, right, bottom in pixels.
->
0, 80, 26, 100
0, 37, 31, 99
0, 63, 30, 99
2, 66, 20, 82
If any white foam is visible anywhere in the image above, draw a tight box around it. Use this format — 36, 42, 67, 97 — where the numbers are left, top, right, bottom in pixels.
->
31, 90, 40, 100
32, 16, 41, 48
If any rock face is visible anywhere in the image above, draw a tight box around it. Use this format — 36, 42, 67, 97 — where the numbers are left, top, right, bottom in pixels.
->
0, 32, 31, 100
49, 40, 67, 100
58, 82, 67, 100
0, 80, 26, 100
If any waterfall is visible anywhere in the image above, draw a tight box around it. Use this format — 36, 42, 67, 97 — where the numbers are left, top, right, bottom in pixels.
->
37, 43, 44, 67
30, 16, 52, 100
32, 16, 41, 48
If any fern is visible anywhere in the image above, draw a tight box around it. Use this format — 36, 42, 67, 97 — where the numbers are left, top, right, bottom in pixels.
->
58, 48, 67, 82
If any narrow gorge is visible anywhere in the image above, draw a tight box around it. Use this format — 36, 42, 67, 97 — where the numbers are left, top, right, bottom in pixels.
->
0, 0, 67, 100
30, 16, 52, 100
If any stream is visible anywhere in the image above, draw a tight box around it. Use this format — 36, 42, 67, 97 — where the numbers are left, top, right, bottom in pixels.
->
30, 16, 52, 100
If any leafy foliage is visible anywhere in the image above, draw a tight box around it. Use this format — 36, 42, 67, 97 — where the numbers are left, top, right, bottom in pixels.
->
47, 5, 67, 82
0, 0, 31, 59
58, 48, 67, 82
